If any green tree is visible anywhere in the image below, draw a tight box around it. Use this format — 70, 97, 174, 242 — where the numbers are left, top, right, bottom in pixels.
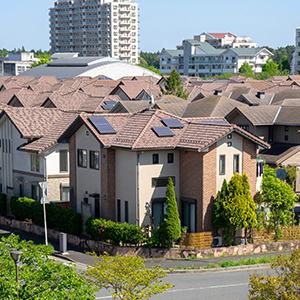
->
278, 54, 291, 72
212, 179, 229, 231
282, 165, 297, 189
140, 51, 160, 69
239, 62, 254, 77
159, 177, 181, 248
138, 56, 161, 75
164, 70, 187, 99
249, 249, 300, 300
262, 59, 279, 77
223, 173, 257, 244
87, 256, 172, 300
0, 235, 95, 299
262, 165, 297, 239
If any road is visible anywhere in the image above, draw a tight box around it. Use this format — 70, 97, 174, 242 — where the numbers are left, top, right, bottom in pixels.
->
95, 267, 272, 300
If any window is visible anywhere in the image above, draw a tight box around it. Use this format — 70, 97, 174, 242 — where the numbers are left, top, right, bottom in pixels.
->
240, 125, 249, 131
61, 185, 70, 202
233, 154, 240, 173
152, 153, 159, 164
78, 149, 87, 168
117, 199, 121, 222
152, 199, 166, 228
257, 161, 264, 177
182, 200, 196, 233
152, 177, 175, 188
31, 153, 40, 172
219, 155, 226, 175
19, 184, 24, 197
59, 150, 68, 172
31, 184, 40, 201
167, 153, 174, 164
284, 135, 289, 141
284, 126, 289, 132
89, 151, 100, 170
124, 201, 129, 223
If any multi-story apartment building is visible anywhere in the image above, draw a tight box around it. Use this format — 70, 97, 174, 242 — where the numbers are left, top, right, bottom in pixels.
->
0, 52, 38, 76
160, 39, 273, 77
194, 32, 257, 49
293, 28, 300, 75
50, 0, 139, 64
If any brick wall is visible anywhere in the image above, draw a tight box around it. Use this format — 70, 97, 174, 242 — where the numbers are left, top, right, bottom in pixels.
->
242, 139, 257, 196
101, 148, 116, 221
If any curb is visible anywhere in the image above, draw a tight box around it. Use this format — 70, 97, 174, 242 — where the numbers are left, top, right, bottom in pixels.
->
166, 263, 271, 274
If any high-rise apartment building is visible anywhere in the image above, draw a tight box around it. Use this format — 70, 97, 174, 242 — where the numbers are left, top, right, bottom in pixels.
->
293, 28, 300, 74
50, 0, 139, 64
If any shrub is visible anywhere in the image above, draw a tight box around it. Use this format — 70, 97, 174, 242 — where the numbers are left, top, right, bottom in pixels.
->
86, 218, 145, 246
11, 197, 82, 235
0, 193, 7, 216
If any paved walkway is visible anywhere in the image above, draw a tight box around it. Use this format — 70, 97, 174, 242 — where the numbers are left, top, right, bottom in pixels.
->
0, 224, 289, 270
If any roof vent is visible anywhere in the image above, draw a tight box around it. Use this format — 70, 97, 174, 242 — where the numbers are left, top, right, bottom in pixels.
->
256, 91, 266, 99
214, 89, 223, 96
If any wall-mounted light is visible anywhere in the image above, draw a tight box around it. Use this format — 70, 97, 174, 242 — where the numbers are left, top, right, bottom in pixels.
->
227, 134, 232, 139
227, 142, 232, 147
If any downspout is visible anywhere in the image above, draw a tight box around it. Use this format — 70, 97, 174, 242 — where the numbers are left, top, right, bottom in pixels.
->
136, 152, 140, 226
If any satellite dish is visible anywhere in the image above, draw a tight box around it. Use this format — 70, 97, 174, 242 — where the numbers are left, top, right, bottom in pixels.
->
276, 169, 287, 181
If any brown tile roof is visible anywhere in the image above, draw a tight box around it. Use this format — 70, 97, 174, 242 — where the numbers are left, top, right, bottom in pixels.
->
67, 110, 269, 151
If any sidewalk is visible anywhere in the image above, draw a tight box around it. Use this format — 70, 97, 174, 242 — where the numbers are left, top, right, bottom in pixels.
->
0, 224, 288, 270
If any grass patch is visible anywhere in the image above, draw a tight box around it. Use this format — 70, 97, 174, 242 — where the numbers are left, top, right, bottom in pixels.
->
204, 256, 277, 269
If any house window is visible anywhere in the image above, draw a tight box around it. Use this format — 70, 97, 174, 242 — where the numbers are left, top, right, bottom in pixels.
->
257, 161, 264, 177
152, 199, 166, 228
117, 199, 121, 222
124, 201, 129, 223
60, 184, 70, 202
233, 154, 240, 173
284, 126, 289, 132
19, 184, 24, 197
152, 154, 159, 164
59, 150, 68, 172
89, 151, 100, 170
182, 200, 196, 233
167, 153, 174, 164
240, 125, 249, 131
78, 149, 87, 168
284, 135, 289, 141
31, 184, 40, 201
31, 153, 40, 172
152, 177, 175, 188
219, 155, 226, 175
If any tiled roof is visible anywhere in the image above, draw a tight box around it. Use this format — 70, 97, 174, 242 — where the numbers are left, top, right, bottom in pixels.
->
68, 110, 269, 151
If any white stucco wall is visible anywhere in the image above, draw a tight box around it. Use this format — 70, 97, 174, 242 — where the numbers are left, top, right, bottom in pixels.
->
75, 125, 101, 215
46, 143, 69, 176
216, 133, 243, 191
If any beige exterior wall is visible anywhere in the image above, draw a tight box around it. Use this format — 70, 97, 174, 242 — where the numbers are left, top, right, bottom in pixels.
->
216, 133, 243, 191
47, 176, 69, 201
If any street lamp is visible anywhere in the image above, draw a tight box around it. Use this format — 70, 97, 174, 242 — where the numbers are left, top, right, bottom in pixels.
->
10, 249, 22, 283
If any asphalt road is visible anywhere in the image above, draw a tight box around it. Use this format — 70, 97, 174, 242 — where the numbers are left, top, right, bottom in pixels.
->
95, 267, 272, 300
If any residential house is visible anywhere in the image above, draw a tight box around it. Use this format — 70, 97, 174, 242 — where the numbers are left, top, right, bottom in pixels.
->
60, 110, 269, 232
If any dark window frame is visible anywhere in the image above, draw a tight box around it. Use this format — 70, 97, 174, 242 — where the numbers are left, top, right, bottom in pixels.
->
233, 154, 240, 173
77, 149, 87, 168
152, 153, 159, 164
59, 150, 68, 173
117, 199, 121, 222
124, 201, 129, 223
89, 150, 100, 170
219, 155, 226, 175
167, 153, 174, 164
152, 177, 175, 188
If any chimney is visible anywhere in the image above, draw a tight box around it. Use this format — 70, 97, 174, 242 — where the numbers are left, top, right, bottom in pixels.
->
149, 95, 156, 109
214, 89, 223, 96
256, 91, 266, 99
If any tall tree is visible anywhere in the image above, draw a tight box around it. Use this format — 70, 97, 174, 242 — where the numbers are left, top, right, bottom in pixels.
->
160, 177, 181, 248
164, 70, 187, 99
278, 54, 291, 72
87, 255, 171, 300
140, 51, 160, 69
262, 59, 279, 77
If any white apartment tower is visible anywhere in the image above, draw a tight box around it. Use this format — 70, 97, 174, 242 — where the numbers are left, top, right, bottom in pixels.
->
293, 28, 300, 74
50, 0, 139, 64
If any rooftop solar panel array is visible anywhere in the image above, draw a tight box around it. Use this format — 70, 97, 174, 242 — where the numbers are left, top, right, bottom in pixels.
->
161, 118, 184, 129
89, 116, 116, 134
152, 127, 175, 137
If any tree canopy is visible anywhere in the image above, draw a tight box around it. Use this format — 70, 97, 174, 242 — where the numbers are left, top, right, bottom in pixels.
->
0, 235, 95, 300
249, 249, 300, 300
164, 70, 187, 99
239, 62, 254, 77
87, 255, 171, 300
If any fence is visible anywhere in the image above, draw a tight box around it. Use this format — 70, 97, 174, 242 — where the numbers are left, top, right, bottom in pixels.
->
254, 226, 300, 243
181, 232, 213, 249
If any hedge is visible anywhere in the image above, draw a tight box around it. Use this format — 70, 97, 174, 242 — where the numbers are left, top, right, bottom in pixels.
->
86, 218, 146, 246
11, 197, 82, 235
0, 193, 7, 216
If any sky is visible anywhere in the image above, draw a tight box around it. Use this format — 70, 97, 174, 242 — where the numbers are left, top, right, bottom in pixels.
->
0, 0, 299, 52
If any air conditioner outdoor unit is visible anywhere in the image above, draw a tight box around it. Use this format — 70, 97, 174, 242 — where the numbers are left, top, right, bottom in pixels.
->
212, 236, 223, 248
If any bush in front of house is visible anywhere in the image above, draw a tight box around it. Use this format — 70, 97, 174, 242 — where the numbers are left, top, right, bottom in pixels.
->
86, 218, 146, 246
11, 197, 82, 235
0, 193, 7, 216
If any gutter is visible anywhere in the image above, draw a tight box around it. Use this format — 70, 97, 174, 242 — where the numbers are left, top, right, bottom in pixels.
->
136, 152, 140, 226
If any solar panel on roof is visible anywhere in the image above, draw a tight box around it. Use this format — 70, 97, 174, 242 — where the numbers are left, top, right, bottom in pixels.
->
161, 118, 184, 129
101, 100, 117, 110
89, 116, 117, 134
152, 127, 175, 137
